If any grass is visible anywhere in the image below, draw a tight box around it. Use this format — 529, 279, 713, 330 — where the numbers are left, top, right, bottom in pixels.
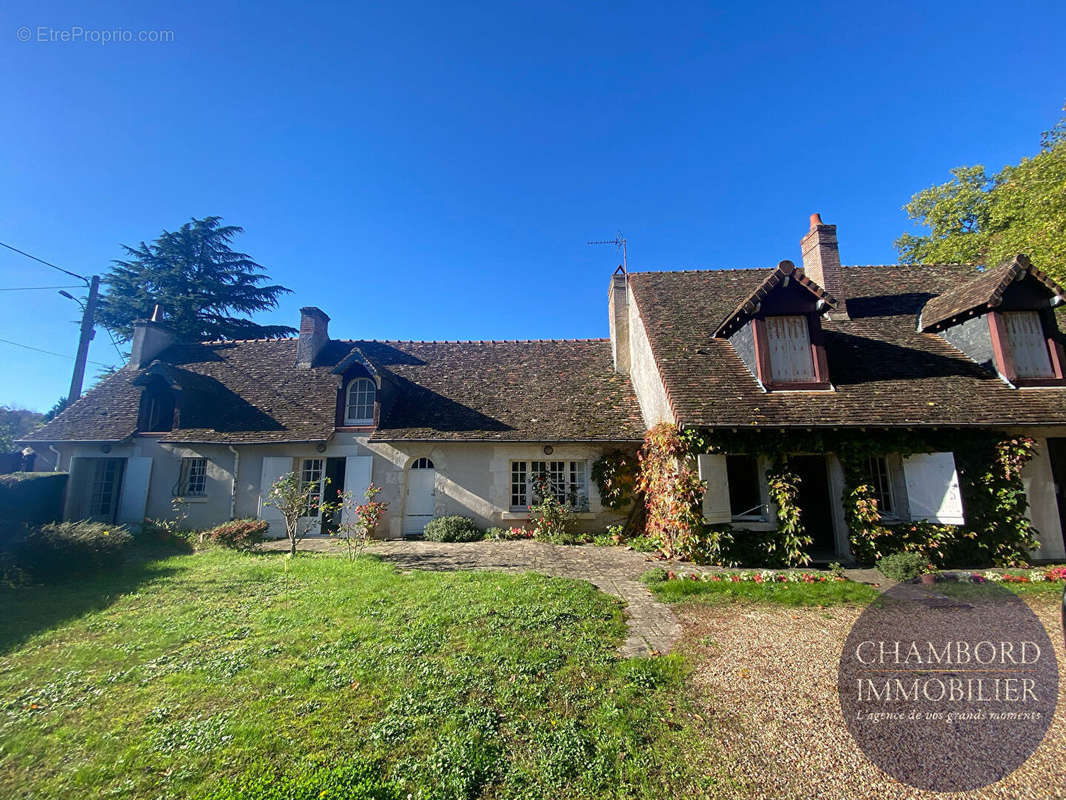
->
648, 577, 880, 606
0, 546, 714, 800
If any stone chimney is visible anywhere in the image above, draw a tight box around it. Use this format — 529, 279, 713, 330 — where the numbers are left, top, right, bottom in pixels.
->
296, 306, 330, 368
608, 268, 630, 374
130, 305, 175, 368
800, 213, 847, 318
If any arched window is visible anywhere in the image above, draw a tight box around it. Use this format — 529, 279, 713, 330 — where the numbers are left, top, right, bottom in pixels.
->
344, 377, 376, 425
411, 457, 434, 469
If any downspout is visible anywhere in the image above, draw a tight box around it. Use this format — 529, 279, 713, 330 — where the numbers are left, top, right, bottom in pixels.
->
48, 445, 62, 471
228, 445, 240, 520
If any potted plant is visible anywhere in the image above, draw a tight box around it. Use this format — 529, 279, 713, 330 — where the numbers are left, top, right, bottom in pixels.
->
920, 563, 938, 585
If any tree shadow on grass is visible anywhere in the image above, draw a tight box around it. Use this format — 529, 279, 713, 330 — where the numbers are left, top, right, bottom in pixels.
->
0, 544, 186, 656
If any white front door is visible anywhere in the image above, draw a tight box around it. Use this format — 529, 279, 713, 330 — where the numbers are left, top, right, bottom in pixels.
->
403, 459, 436, 535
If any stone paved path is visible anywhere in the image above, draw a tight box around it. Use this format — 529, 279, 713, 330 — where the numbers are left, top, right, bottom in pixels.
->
265, 538, 681, 657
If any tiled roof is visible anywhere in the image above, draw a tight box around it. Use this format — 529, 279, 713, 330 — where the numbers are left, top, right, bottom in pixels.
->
22, 338, 645, 444
919, 255, 1066, 331
713, 259, 836, 337
628, 264, 1066, 429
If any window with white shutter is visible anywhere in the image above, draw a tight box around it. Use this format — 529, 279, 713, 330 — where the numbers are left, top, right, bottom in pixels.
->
901, 452, 965, 525
1003, 311, 1054, 379
697, 454, 731, 524
765, 315, 816, 383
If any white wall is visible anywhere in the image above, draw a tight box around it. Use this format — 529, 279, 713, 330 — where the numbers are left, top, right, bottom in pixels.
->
625, 283, 675, 427
56, 434, 629, 540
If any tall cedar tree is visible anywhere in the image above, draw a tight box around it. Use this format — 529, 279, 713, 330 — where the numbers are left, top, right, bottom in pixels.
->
97, 217, 295, 343
896, 110, 1066, 288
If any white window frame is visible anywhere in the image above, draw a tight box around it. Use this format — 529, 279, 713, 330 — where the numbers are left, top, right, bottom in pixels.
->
863, 455, 902, 521
344, 377, 376, 425
509, 460, 589, 512
298, 457, 325, 518
177, 456, 208, 498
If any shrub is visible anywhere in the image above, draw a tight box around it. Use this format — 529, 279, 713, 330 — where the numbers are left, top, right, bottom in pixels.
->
0, 472, 67, 545
640, 567, 669, 584
528, 474, 579, 544
8, 520, 132, 581
485, 526, 532, 541
423, 515, 483, 542
201, 759, 399, 800
205, 519, 268, 551
877, 551, 927, 582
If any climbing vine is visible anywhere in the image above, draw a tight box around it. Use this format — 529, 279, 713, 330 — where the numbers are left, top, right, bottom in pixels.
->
634, 423, 703, 558
765, 461, 812, 566
631, 424, 1042, 568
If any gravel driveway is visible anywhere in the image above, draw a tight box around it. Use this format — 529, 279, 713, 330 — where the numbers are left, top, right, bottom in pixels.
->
679, 597, 1066, 799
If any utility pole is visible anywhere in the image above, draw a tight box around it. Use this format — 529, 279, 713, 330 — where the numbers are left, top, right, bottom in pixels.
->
67, 275, 99, 404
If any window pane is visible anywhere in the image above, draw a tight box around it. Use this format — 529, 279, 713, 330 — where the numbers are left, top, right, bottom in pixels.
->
179, 457, 207, 497
863, 456, 894, 516
726, 455, 762, 518
346, 378, 376, 421
510, 461, 527, 508
299, 458, 324, 517
765, 315, 816, 383
1004, 311, 1054, 378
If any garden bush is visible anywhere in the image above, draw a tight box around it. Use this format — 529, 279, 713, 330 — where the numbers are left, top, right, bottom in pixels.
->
205, 519, 268, 550
640, 566, 669, 584
0, 472, 67, 545
423, 515, 483, 542
201, 759, 399, 800
7, 520, 132, 581
877, 551, 927, 582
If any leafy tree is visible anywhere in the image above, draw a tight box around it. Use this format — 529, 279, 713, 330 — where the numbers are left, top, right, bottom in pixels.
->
97, 216, 295, 342
265, 472, 338, 556
42, 396, 70, 422
0, 405, 44, 451
896, 109, 1066, 286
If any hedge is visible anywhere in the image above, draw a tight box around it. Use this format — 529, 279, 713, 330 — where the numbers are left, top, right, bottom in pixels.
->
0, 472, 67, 546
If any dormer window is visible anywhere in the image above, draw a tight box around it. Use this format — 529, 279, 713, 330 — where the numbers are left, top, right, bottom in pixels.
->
714, 260, 835, 392
137, 379, 175, 432
765, 315, 817, 383
344, 377, 376, 425
987, 309, 1065, 387
751, 313, 831, 390
1002, 311, 1055, 378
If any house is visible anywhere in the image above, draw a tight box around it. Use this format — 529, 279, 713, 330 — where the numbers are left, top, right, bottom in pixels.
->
20, 215, 1066, 561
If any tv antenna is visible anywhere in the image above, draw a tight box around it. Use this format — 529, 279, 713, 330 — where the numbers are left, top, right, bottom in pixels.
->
587, 233, 628, 274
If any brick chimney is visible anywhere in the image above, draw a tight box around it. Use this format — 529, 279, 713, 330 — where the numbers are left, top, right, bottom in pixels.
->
608, 268, 630, 374
800, 213, 847, 319
296, 306, 330, 368
130, 305, 175, 368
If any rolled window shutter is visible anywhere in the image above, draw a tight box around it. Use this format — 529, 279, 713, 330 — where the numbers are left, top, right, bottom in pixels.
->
901, 452, 965, 525
697, 454, 731, 524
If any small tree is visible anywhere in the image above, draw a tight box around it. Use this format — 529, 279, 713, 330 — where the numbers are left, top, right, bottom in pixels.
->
528, 472, 577, 544
266, 472, 335, 556
336, 482, 389, 560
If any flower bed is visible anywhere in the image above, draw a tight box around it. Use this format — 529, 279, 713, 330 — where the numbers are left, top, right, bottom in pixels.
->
964, 566, 1066, 584
666, 569, 850, 584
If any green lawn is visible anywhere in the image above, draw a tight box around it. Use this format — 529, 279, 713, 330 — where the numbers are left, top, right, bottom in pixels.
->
0, 547, 714, 800
648, 577, 881, 606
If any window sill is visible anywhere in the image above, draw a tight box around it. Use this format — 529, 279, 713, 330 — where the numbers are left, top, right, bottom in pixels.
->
174, 496, 209, 503
731, 520, 776, 531
763, 381, 833, 392
1014, 378, 1066, 388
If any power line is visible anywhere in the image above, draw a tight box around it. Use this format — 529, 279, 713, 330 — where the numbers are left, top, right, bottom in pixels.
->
0, 336, 113, 367
0, 240, 88, 284
0, 284, 85, 292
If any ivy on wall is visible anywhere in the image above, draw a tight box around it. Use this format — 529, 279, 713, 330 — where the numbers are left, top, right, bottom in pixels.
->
625, 424, 1040, 568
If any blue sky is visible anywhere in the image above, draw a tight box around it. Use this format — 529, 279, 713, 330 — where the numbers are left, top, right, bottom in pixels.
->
1, 0, 1064, 411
